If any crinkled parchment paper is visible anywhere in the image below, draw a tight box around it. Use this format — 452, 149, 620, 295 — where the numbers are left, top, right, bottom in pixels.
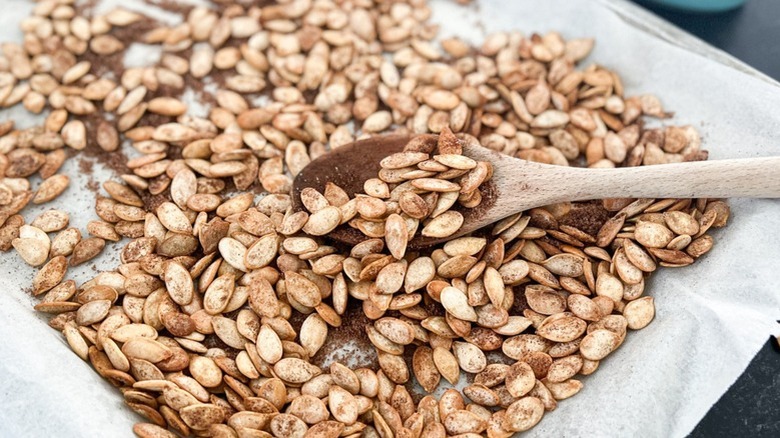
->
1, 0, 778, 437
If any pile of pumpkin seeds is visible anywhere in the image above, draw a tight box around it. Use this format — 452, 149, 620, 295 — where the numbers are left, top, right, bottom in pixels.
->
0, 0, 729, 437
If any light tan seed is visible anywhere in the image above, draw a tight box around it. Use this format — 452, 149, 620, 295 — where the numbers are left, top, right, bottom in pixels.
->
595, 272, 624, 304
543, 349, 583, 380
502, 335, 552, 361
96, 122, 119, 152
377, 351, 409, 384
430, 191, 459, 218
367, 325, 404, 355
211, 316, 245, 349
218, 237, 248, 272
434, 154, 477, 170
433, 347, 460, 385
411, 178, 460, 192
203, 273, 235, 314
86, 221, 119, 241
270, 414, 308, 438
525, 285, 566, 315
505, 361, 536, 398
121, 338, 172, 363
375, 318, 415, 345
483, 267, 505, 307
13, 237, 49, 266
164, 261, 194, 305
398, 191, 429, 219
103, 181, 143, 207
413, 346, 440, 393
538, 312, 587, 342
423, 90, 459, 111
323, 183, 350, 207
443, 409, 487, 435
170, 168, 197, 209
664, 211, 699, 235
33, 174, 69, 204
494, 316, 534, 336
356, 196, 386, 219
63, 321, 89, 360
499, 260, 530, 285
364, 178, 390, 199
288, 394, 329, 425
422, 211, 463, 238
302, 206, 341, 236
299, 314, 328, 358
70, 237, 105, 266
329, 385, 359, 425
542, 253, 584, 277
623, 239, 657, 272
381, 152, 429, 170
623, 296, 655, 329
567, 294, 602, 322
283, 237, 318, 255
179, 404, 226, 431
440, 287, 477, 321
614, 248, 644, 284
32, 256, 67, 295
244, 233, 279, 270
148, 97, 187, 116
545, 378, 584, 400
687, 234, 714, 258
189, 356, 222, 388
76, 299, 111, 326
634, 221, 674, 248
384, 213, 408, 260
452, 341, 486, 373
579, 329, 620, 361
300, 188, 329, 213
111, 324, 157, 343
285, 271, 322, 308
132, 423, 177, 438
444, 237, 486, 257
257, 324, 283, 364
503, 397, 545, 432
274, 358, 321, 384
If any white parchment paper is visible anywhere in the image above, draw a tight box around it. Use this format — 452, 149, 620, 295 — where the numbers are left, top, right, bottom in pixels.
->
1, 0, 778, 437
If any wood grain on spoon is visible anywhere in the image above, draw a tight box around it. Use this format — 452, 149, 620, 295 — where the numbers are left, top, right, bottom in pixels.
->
292, 134, 780, 248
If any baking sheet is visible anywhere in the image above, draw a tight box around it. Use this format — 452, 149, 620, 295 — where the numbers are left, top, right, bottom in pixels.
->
1, 0, 779, 437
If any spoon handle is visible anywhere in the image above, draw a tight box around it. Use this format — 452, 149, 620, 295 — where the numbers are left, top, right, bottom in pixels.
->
559, 157, 780, 200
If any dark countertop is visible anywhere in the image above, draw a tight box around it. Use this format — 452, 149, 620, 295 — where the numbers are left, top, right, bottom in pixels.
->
636, 1, 780, 436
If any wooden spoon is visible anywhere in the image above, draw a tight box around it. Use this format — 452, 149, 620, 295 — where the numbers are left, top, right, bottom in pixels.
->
292, 134, 780, 248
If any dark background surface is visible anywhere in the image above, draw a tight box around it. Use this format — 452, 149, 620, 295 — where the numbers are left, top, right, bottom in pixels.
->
636, 1, 780, 436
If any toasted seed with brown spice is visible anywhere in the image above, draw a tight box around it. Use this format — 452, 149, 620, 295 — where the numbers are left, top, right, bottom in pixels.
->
422, 211, 464, 238
33, 174, 69, 204
504, 397, 545, 432
70, 237, 105, 266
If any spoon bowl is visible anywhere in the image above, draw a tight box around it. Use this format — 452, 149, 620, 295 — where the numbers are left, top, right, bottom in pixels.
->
292, 135, 497, 248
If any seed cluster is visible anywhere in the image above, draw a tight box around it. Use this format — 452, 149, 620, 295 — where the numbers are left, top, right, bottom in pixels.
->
0, 0, 730, 437
300, 129, 494, 259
